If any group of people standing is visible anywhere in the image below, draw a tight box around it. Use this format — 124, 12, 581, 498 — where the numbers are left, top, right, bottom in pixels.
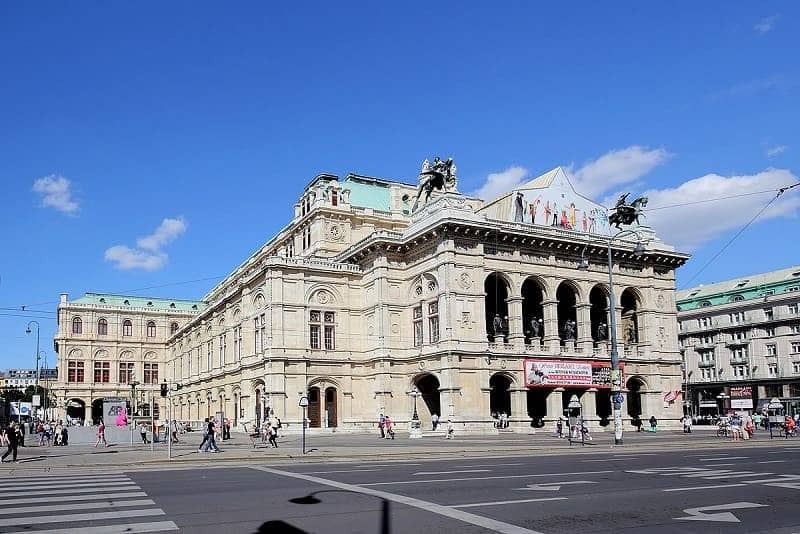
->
378, 413, 454, 439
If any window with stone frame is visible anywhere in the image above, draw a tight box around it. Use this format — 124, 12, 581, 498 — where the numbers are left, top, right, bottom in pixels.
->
794, 362, 800, 374
324, 312, 335, 350
170, 322, 179, 335
792, 323, 800, 334
413, 306, 423, 347
118, 362, 134, 384
792, 342, 800, 354
764, 307, 774, 320
309, 310, 321, 349
768, 363, 778, 377
68, 361, 84, 383
94, 361, 110, 383
766, 344, 777, 356
700, 367, 716, 380
144, 363, 158, 384
765, 326, 776, 337
259, 314, 266, 352
141, 402, 160, 419
235, 326, 242, 360
254, 317, 261, 354
789, 303, 800, 315
146, 321, 156, 338
72, 317, 82, 334
428, 302, 440, 343
732, 365, 749, 377
97, 318, 108, 335
123, 319, 133, 337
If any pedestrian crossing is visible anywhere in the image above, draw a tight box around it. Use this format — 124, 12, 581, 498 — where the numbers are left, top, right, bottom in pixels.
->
0, 472, 178, 533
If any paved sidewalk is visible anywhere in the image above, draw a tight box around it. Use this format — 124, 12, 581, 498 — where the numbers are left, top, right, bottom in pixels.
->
2, 428, 795, 474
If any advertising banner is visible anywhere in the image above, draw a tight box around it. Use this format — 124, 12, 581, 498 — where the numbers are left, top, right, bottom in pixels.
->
10, 402, 32, 417
730, 386, 753, 409
524, 359, 621, 388
103, 397, 127, 427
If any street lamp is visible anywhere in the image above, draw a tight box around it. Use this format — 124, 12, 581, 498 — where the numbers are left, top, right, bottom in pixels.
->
39, 350, 48, 419
582, 228, 650, 446
130, 380, 141, 416
409, 387, 422, 438
26, 320, 41, 395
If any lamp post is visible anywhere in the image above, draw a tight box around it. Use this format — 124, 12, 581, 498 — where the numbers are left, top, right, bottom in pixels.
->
409, 387, 422, 438
26, 320, 41, 395
579, 229, 649, 445
39, 350, 48, 419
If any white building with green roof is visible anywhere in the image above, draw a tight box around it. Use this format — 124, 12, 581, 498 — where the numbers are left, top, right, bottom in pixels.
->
677, 266, 800, 418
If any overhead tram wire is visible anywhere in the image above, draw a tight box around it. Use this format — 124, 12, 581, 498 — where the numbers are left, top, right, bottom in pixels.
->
679, 182, 800, 290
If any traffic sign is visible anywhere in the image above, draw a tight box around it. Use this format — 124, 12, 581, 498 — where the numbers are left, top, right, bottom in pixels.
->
298, 396, 309, 408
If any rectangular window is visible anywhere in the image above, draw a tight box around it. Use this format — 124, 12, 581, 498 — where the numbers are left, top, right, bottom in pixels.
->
765, 327, 776, 337
732, 330, 747, 341
701, 368, 716, 380
123, 321, 133, 337
207, 340, 212, 370
254, 318, 261, 354
413, 306, 423, 347
789, 304, 799, 315
793, 324, 800, 334
98, 320, 107, 335
236, 326, 242, 360
792, 342, 800, 354
260, 314, 266, 353
218, 335, 224, 366
764, 308, 774, 320
310, 325, 320, 349
768, 363, 778, 377
428, 302, 439, 343
729, 312, 745, 324
700, 351, 715, 363
793, 362, 800, 374
146, 322, 156, 337
324, 312, 335, 350
310, 311, 321, 349
94, 361, 110, 383
68, 361, 84, 383
767, 344, 777, 356
118, 362, 134, 384
733, 365, 749, 377
144, 363, 158, 384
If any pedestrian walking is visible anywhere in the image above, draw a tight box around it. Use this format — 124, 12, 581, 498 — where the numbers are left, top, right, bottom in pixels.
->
267, 425, 278, 448
223, 418, 231, 441
384, 416, 395, 439
171, 420, 179, 444
94, 421, 108, 447
202, 418, 220, 452
1, 424, 19, 463
198, 418, 210, 451
139, 422, 150, 444
681, 415, 692, 434
378, 414, 386, 439
431, 413, 439, 431
648, 415, 658, 433
445, 419, 455, 439
556, 417, 564, 438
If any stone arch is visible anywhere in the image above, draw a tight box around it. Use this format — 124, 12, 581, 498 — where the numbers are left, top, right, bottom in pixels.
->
305, 283, 341, 306
489, 372, 513, 416
626, 375, 648, 420
522, 277, 546, 344
408, 272, 439, 300
620, 287, 641, 344
412, 372, 441, 421
253, 292, 265, 309
556, 281, 580, 343
485, 272, 511, 342
94, 349, 108, 360
589, 284, 610, 342
66, 398, 86, 422
68, 348, 83, 359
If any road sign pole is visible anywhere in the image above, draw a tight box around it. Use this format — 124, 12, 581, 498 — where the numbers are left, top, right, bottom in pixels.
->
298, 396, 309, 455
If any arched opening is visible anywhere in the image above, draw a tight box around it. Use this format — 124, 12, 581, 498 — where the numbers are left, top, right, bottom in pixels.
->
66, 398, 86, 423
91, 398, 104, 425
255, 389, 262, 427
527, 389, 548, 426
596, 389, 611, 426
324, 387, 338, 428
484, 273, 510, 342
589, 285, 609, 342
489, 374, 512, 416
233, 393, 239, 426
308, 386, 321, 428
414, 374, 441, 420
626, 377, 645, 422
620, 288, 640, 344
556, 282, 579, 344
522, 278, 545, 345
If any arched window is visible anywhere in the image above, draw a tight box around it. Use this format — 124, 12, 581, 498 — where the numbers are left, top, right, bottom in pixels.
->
146, 321, 156, 338
72, 317, 82, 334
170, 322, 179, 335
97, 318, 108, 335
122, 319, 133, 337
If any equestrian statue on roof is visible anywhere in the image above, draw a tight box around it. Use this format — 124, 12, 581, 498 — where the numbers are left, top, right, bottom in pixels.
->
608, 192, 648, 228
412, 156, 458, 212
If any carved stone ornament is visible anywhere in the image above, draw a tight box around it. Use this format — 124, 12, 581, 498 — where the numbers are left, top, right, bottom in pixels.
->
418, 361, 426, 369
656, 294, 666, 310
327, 224, 345, 241
457, 272, 473, 290
391, 323, 400, 334
317, 290, 330, 304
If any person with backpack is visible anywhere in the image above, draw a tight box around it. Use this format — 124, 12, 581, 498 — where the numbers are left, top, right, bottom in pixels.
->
1, 424, 19, 463
202, 418, 220, 452
267, 425, 278, 448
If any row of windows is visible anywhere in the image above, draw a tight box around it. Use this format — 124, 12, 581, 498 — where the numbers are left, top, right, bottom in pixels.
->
683, 305, 800, 330
72, 317, 180, 336
699, 362, 800, 379
66, 361, 158, 384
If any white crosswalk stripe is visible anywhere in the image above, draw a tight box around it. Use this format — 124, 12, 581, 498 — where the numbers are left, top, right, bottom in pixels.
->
0, 473, 178, 533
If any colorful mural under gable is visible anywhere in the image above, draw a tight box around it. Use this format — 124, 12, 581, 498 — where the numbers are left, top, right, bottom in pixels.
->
508, 167, 610, 235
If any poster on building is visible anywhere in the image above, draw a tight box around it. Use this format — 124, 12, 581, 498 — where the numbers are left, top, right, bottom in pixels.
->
730, 386, 753, 409
10, 402, 32, 417
103, 397, 127, 427
524, 359, 621, 388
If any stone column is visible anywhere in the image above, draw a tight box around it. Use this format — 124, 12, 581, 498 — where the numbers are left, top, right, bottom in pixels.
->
507, 296, 524, 347
582, 388, 599, 430
576, 303, 593, 353
510, 388, 528, 427
542, 299, 559, 353
546, 387, 564, 421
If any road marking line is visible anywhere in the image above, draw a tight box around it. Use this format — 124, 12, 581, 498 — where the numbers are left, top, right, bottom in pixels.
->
699, 457, 749, 461
359, 470, 614, 487
0, 508, 165, 527
743, 475, 800, 484
583, 458, 636, 462
4, 474, 128, 483
664, 484, 747, 492
0, 491, 147, 506
414, 469, 491, 476
675, 501, 767, 523
758, 460, 786, 464
454, 463, 524, 468
0, 499, 155, 515
452, 497, 567, 508
701, 463, 736, 467
252, 465, 544, 534
704, 472, 773, 480
0, 481, 137, 493
304, 469, 383, 474
0, 486, 140, 497
28, 521, 179, 534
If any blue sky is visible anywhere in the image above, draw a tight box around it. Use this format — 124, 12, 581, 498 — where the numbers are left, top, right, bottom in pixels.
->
1, 3, 798, 368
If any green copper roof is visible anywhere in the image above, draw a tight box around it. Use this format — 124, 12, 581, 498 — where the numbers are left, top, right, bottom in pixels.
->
71, 293, 206, 312
342, 175, 393, 211
677, 265, 800, 310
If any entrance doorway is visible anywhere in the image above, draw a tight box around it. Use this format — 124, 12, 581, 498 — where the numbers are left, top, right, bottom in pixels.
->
66, 399, 86, 423
91, 398, 104, 425
626, 377, 644, 421
414, 374, 441, 421
308, 387, 321, 428
489, 374, 512, 416
325, 387, 338, 428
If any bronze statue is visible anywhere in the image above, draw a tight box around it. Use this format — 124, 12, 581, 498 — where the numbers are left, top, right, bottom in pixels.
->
412, 157, 458, 212
530, 317, 542, 339
563, 319, 576, 341
609, 193, 648, 228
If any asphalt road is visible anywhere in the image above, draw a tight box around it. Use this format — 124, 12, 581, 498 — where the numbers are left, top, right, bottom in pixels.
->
2, 440, 800, 533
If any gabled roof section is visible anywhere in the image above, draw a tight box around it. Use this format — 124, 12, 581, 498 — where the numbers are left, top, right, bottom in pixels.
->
518, 167, 567, 191
70, 293, 206, 312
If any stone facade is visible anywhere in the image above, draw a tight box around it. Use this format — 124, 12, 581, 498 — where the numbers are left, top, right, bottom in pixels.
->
678, 266, 800, 417
54, 168, 689, 431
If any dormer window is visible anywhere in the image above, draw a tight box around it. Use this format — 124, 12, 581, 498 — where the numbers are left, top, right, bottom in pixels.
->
331, 189, 338, 206
99, 298, 106, 303
123, 299, 130, 306
735, 280, 749, 288
700, 301, 711, 307
731, 295, 744, 302
192, 304, 198, 310
147, 301, 153, 306
170, 303, 176, 308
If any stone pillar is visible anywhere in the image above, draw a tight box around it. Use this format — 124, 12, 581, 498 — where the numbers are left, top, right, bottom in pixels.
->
507, 296, 524, 346
542, 299, 559, 353
510, 388, 528, 426
582, 388, 599, 429
576, 303, 593, 353
546, 387, 564, 421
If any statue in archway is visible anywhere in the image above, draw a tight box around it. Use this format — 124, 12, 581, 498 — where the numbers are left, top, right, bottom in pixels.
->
563, 319, 576, 341
596, 322, 607, 341
529, 317, 542, 339
412, 156, 458, 212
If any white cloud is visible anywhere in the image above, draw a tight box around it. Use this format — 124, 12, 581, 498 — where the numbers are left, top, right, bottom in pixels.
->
105, 217, 187, 271
470, 166, 528, 201
643, 168, 799, 251
32, 174, 79, 215
569, 146, 672, 199
137, 217, 187, 251
766, 145, 788, 157
754, 14, 779, 34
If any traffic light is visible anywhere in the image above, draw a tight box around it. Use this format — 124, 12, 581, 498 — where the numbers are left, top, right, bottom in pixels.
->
160, 381, 168, 398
